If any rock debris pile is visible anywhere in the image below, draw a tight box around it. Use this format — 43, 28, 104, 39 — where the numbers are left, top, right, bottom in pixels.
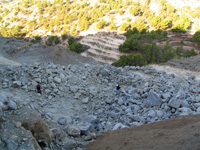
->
0, 62, 200, 149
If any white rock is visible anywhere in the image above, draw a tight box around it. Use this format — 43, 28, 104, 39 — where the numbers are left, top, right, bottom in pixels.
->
82, 97, 89, 104
70, 86, 79, 93
54, 77, 61, 84
112, 123, 127, 130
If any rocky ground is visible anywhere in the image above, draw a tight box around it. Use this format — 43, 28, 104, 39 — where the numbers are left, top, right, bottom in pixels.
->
1, 36, 200, 150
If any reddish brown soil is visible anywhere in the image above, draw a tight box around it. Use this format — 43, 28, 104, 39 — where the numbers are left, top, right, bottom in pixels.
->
86, 115, 200, 150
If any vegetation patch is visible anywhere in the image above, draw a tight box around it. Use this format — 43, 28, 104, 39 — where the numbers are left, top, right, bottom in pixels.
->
114, 28, 198, 67
67, 37, 84, 53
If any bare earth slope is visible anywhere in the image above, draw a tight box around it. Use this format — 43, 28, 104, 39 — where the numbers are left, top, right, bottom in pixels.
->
86, 114, 200, 150
0, 37, 98, 66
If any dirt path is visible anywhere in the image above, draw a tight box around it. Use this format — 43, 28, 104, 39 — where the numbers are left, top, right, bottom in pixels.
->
86, 114, 200, 150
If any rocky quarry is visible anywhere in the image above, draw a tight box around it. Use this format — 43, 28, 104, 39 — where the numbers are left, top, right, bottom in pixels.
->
1, 61, 200, 150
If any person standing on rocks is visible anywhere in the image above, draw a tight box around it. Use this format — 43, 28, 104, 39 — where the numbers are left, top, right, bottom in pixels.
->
115, 85, 121, 97
36, 83, 41, 94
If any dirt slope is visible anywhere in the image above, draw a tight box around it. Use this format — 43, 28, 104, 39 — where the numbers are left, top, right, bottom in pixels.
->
86, 114, 200, 150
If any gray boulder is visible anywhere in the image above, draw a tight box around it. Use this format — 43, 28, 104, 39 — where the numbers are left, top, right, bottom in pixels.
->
143, 92, 162, 108
168, 98, 182, 109
8, 100, 17, 110
57, 117, 67, 125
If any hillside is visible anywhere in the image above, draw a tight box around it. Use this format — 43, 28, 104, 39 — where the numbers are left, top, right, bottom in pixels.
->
1, 0, 200, 150
1, 0, 200, 65
0, 34, 200, 149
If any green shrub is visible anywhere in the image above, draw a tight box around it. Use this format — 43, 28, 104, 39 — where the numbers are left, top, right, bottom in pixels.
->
68, 37, 76, 45
61, 34, 68, 41
67, 36, 84, 53
68, 43, 84, 53
45, 35, 60, 46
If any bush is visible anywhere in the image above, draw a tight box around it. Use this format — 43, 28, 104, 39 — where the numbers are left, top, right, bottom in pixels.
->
46, 35, 60, 46
61, 34, 68, 41
68, 37, 76, 45
67, 36, 84, 53
31, 35, 42, 43
68, 43, 84, 53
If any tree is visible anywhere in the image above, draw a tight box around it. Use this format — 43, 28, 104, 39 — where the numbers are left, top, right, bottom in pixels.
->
71, 25, 78, 35
193, 30, 200, 45
142, 43, 151, 63
119, 9, 124, 15
96, 19, 107, 29
172, 14, 191, 31
120, 22, 129, 31
110, 23, 117, 30
150, 16, 162, 29
160, 0, 167, 7
130, 6, 141, 16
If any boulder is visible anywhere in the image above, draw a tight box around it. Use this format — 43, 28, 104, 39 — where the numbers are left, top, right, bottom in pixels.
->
143, 92, 162, 108
62, 137, 77, 150
82, 97, 89, 104
0, 121, 41, 150
78, 123, 92, 135
57, 117, 67, 125
66, 126, 80, 137
11, 106, 51, 147
168, 98, 182, 109
13, 81, 21, 88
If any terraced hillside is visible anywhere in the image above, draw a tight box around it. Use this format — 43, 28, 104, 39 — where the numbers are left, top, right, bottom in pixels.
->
80, 33, 126, 64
